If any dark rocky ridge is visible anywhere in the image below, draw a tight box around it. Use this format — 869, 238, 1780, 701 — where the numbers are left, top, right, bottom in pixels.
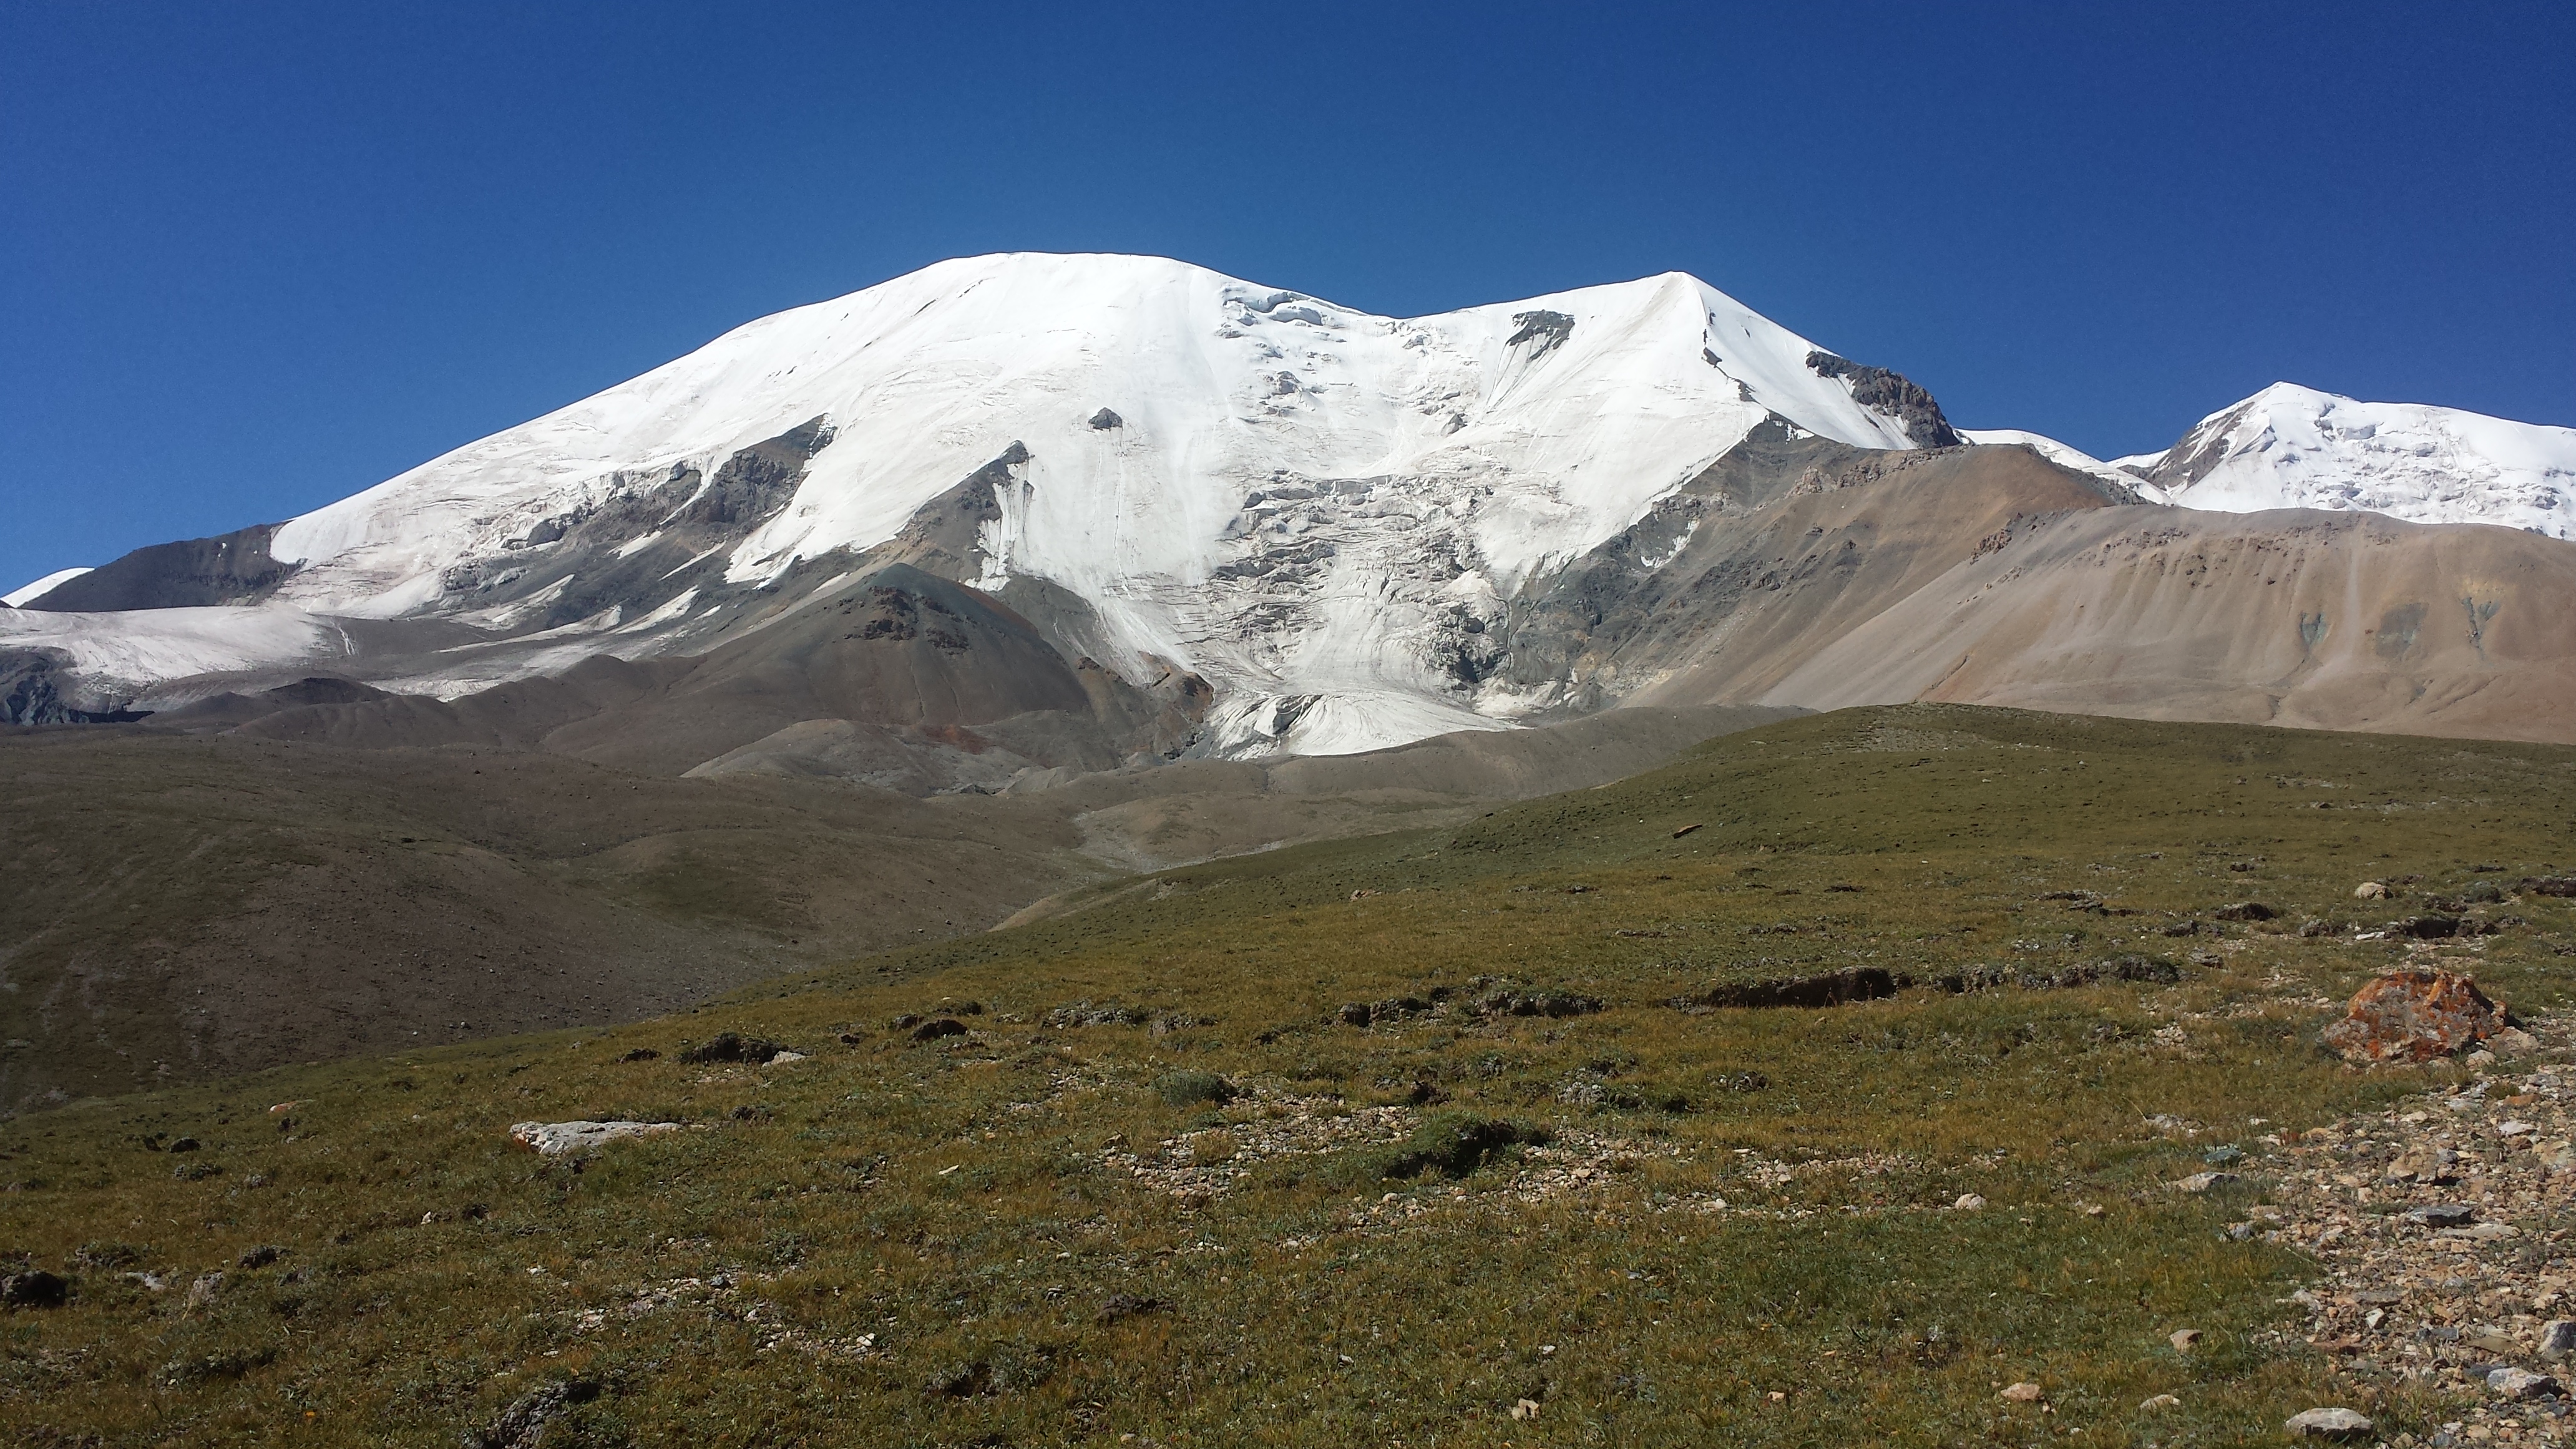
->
21, 523, 296, 611
1, 648, 154, 724
1488, 419, 2129, 711
1803, 350, 1961, 448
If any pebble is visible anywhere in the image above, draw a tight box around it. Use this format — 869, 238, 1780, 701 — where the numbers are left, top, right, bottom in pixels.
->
2169, 1328, 2202, 1353
2140, 1393, 2180, 1411
1954, 1193, 1988, 1211
1998, 1382, 2043, 1403
2175, 1171, 2241, 1193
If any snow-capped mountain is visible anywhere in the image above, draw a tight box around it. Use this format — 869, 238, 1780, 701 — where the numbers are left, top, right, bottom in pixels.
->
2, 253, 1961, 753
9, 255, 2572, 761
2115, 382, 2576, 539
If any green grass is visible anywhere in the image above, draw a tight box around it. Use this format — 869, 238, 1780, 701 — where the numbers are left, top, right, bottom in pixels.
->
6, 703, 2575, 1445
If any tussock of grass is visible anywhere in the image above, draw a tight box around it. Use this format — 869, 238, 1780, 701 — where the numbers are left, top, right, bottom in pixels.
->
5, 705, 2575, 1444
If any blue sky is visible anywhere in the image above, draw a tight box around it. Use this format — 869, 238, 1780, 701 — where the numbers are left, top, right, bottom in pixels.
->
5, 1, 2570, 591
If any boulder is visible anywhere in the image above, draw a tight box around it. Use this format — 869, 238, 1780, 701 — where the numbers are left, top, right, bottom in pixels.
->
2283, 1407, 2373, 1439
2320, 970, 2511, 1065
507, 1120, 682, 1157
1, 1270, 69, 1309
2487, 1366, 2562, 1400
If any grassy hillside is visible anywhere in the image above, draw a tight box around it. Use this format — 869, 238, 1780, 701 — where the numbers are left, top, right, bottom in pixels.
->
6, 704, 2575, 1445
0, 705, 1784, 1111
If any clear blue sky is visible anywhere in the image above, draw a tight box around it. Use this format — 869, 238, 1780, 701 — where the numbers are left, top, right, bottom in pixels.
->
6, 1, 2571, 591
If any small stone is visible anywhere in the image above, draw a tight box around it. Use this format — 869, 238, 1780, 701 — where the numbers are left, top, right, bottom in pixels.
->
0, 1270, 69, 1308
186, 1271, 223, 1307
2540, 1321, 2576, 1359
2490, 1028, 2541, 1057
2170, 1328, 2202, 1353
766, 1050, 807, 1065
2283, 1407, 2374, 1439
1998, 1382, 2043, 1403
1510, 1398, 1542, 1420
2203, 1144, 2246, 1166
1337, 1002, 1372, 1028
1954, 1193, 1987, 1211
2449, 1221, 2520, 1242
2388, 1145, 2460, 1183
2140, 1393, 2180, 1411
2175, 1171, 2240, 1193
2487, 1366, 2561, 1400
2409, 1204, 2477, 1227
2354, 882, 2391, 900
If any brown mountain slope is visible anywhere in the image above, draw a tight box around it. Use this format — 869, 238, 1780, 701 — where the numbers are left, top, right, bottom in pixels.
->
224, 564, 1204, 779
1508, 425, 2145, 709
1757, 507, 2576, 741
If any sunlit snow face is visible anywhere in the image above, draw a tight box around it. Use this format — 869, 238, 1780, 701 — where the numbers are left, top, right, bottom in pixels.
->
12, 255, 1957, 752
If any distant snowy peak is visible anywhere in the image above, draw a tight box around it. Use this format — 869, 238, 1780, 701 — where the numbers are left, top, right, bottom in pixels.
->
2116, 382, 2576, 539
4, 567, 92, 608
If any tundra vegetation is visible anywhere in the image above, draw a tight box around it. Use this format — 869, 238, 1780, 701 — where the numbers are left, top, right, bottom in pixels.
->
6, 703, 2575, 1446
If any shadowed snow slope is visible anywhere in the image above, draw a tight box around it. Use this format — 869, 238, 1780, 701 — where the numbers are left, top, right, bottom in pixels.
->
2116, 383, 2576, 539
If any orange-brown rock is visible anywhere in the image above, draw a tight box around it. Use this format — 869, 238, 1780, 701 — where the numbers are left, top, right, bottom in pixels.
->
2320, 970, 2511, 1065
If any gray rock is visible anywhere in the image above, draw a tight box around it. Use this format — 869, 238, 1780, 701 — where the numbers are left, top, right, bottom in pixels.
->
2408, 1204, 2477, 1227
507, 1120, 682, 1157
2175, 1171, 2241, 1193
2488, 1366, 2562, 1400
2282, 1407, 2373, 1438
2540, 1320, 2576, 1358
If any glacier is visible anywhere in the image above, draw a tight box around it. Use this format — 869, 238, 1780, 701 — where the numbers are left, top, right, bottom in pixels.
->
2114, 381, 2575, 539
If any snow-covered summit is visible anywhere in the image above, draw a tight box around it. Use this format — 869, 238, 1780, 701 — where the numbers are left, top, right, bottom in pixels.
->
268, 253, 1931, 617
12, 252, 1963, 753
2116, 382, 2575, 539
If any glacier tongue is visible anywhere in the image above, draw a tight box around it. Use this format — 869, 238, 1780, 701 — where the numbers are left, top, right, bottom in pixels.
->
2118, 381, 2576, 539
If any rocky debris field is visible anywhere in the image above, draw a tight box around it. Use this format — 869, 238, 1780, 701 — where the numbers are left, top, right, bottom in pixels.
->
2268, 1012, 2576, 1446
